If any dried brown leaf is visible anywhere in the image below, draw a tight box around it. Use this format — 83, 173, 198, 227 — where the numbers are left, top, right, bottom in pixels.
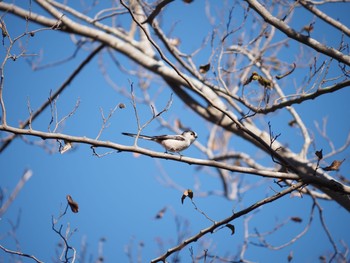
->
181, 189, 193, 204
243, 72, 272, 88
60, 140, 73, 154
168, 38, 181, 47
288, 119, 297, 127
315, 149, 323, 160
225, 224, 235, 235
66, 195, 79, 213
243, 71, 257, 86
291, 216, 302, 223
301, 22, 314, 33
118, 103, 126, 109
322, 159, 345, 171
199, 63, 210, 74
155, 207, 167, 219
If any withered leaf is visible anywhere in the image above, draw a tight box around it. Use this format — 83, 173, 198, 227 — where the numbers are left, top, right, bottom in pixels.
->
199, 63, 210, 74
155, 207, 167, 219
315, 149, 323, 160
291, 216, 302, 223
60, 140, 73, 154
225, 224, 235, 235
288, 119, 297, 127
168, 38, 181, 47
257, 76, 272, 89
243, 72, 255, 86
0, 21, 8, 37
301, 23, 314, 34
181, 189, 193, 204
118, 103, 126, 109
322, 159, 345, 171
319, 255, 326, 263
243, 71, 272, 89
66, 195, 79, 213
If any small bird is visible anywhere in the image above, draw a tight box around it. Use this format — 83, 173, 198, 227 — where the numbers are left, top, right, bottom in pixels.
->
122, 130, 197, 154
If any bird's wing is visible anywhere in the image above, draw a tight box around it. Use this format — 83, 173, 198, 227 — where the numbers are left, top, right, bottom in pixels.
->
153, 134, 185, 141
122, 133, 185, 141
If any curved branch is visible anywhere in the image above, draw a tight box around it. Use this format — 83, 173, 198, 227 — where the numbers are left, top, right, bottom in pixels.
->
0, 124, 298, 181
47, 0, 132, 42
245, 0, 350, 66
151, 182, 306, 262
299, 0, 350, 37
2, 1, 350, 211
0, 3, 68, 30
0, 245, 43, 263
263, 79, 350, 113
1, 124, 350, 197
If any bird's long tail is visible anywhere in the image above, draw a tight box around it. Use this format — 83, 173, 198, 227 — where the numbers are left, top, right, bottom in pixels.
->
121, 132, 154, 140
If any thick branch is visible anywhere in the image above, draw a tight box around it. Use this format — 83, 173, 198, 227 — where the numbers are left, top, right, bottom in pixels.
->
1, 1, 350, 211
0, 2, 68, 30
0, 124, 299, 181
1, 124, 350, 198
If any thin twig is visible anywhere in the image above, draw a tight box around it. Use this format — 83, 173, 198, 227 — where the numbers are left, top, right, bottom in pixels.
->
95, 103, 121, 140
0, 244, 44, 263
0, 43, 105, 152
51, 215, 77, 263
128, 81, 173, 144
53, 98, 81, 133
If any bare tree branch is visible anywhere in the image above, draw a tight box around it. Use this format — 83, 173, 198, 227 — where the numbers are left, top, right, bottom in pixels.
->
151, 182, 306, 262
141, 0, 174, 25
0, 244, 43, 263
2, 123, 349, 197
1, 1, 349, 261
245, 0, 350, 66
0, 43, 105, 152
299, 0, 350, 37
0, 170, 33, 217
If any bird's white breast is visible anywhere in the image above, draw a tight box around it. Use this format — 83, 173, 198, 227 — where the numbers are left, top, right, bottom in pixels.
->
161, 138, 190, 152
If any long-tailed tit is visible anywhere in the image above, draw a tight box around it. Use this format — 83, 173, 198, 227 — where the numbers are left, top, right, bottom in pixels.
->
122, 130, 197, 154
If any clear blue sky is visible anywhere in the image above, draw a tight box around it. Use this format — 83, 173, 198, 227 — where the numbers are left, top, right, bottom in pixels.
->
1, 1, 350, 262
